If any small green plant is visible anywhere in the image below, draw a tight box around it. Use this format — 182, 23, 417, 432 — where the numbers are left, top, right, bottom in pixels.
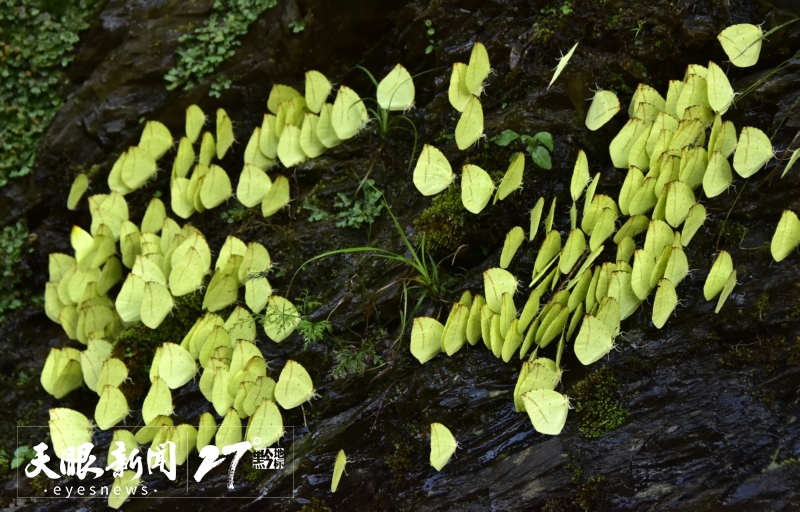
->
753, 292, 770, 320
302, 196, 330, 222
333, 179, 384, 229
164, 0, 277, 95
11, 445, 37, 470
331, 338, 384, 379
210, 76, 233, 99
293, 198, 445, 303
0, 220, 34, 323
220, 203, 250, 224
424, 19, 442, 54
246, 289, 332, 349
631, 20, 646, 41
16, 370, 32, 388
288, 19, 305, 33
291, 199, 448, 349
490, 129, 554, 169
294, 290, 332, 349
719, 222, 749, 246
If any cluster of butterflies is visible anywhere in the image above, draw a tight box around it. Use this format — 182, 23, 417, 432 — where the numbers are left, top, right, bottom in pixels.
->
46, 60, 427, 506
265, 62, 417, 163
45, 194, 280, 340
413, 40, 581, 215
413, 42, 521, 211
45, 338, 317, 508
68, 62, 417, 225
47, 175, 328, 507
407, 24, 796, 450
39, 20, 800, 493
413, 145, 528, 213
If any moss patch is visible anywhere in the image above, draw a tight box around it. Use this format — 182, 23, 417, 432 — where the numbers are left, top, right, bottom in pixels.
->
719, 222, 748, 247
385, 440, 413, 486
299, 498, 331, 512
752, 292, 770, 320
719, 336, 799, 376
0, 220, 36, 323
570, 367, 628, 438
0, 0, 101, 186
112, 291, 204, 404
413, 168, 518, 256
552, 465, 608, 511
574, 474, 606, 510
163, 0, 279, 96
413, 184, 474, 254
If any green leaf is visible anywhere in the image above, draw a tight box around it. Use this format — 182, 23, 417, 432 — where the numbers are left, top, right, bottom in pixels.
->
490, 129, 521, 146
531, 132, 554, 151
529, 146, 552, 169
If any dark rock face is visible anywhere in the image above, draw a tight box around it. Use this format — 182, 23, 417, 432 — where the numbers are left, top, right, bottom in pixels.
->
2, 0, 800, 510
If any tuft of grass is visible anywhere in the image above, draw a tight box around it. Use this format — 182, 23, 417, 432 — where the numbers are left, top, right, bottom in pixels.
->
164, 0, 278, 97
0, 0, 100, 187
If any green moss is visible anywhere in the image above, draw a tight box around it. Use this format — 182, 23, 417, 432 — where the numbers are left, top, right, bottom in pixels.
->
634, 60, 648, 79
607, 71, 633, 95
385, 441, 413, 485
562, 464, 607, 510
719, 336, 798, 375
243, 461, 263, 483
413, 186, 473, 253
413, 170, 513, 256
752, 292, 770, 320
719, 222, 748, 246
0, 220, 35, 323
0, 0, 101, 187
532, 22, 554, 45
574, 475, 606, 511
220, 203, 257, 225
299, 498, 331, 512
163, 0, 278, 96
570, 367, 628, 438
112, 291, 204, 404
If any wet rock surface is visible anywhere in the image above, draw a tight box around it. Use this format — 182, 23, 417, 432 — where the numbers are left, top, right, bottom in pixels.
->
2, 0, 800, 510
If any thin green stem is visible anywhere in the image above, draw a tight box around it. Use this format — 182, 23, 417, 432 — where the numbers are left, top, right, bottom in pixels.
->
716, 177, 750, 251
733, 58, 792, 106
394, 115, 419, 173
